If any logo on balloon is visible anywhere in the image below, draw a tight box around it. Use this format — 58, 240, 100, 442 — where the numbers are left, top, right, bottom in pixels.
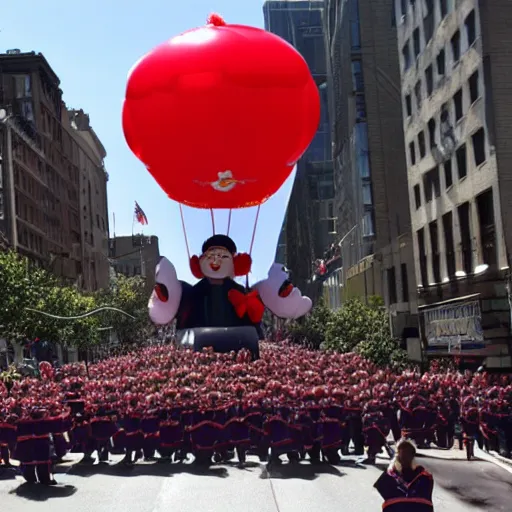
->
195, 171, 255, 193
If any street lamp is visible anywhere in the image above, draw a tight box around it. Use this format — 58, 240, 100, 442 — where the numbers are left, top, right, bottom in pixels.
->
0, 108, 17, 250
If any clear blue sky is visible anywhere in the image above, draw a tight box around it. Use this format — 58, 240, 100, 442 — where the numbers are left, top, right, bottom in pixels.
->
2, 1, 295, 284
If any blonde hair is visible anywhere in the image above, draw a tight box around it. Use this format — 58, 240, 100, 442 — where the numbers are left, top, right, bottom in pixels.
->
389, 438, 418, 472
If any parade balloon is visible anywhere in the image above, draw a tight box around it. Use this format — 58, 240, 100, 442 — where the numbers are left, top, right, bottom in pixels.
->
122, 13, 320, 209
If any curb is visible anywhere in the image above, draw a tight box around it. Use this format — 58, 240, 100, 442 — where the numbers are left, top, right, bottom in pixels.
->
413, 447, 512, 475
474, 447, 512, 474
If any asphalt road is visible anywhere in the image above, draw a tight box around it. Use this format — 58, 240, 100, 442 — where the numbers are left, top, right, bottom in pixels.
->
0, 454, 511, 512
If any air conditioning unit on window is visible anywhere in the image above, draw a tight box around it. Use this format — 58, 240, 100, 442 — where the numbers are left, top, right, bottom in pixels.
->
431, 145, 446, 164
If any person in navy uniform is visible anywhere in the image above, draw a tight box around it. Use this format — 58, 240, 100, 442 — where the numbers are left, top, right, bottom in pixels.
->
374, 439, 434, 511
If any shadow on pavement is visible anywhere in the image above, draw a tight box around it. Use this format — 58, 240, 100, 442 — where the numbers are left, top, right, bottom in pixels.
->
0, 467, 18, 480
441, 484, 490, 508
64, 460, 229, 479
260, 461, 345, 481
10, 482, 77, 501
424, 458, 512, 511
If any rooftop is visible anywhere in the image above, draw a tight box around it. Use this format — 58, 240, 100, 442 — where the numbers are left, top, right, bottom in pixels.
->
0, 50, 60, 87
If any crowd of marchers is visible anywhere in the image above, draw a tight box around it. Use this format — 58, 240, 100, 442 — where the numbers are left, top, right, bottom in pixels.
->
0, 343, 511, 491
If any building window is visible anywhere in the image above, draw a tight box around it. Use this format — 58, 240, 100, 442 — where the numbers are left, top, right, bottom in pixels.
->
451, 30, 461, 62
456, 144, 467, 179
442, 211, 456, 278
350, 0, 361, 51
405, 94, 412, 116
437, 49, 445, 76
476, 188, 496, 266
444, 159, 453, 188
401, 263, 409, 302
423, 166, 440, 202
355, 122, 370, 178
327, 201, 335, 218
414, 184, 421, 209
429, 220, 441, 283
454, 89, 463, 121
362, 210, 374, 237
402, 42, 411, 70
465, 10, 476, 47
414, 81, 422, 110
458, 202, 472, 274
409, 141, 416, 165
413, 28, 421, 58
355, 95, 367, 121
352, 60, 364, 92
440, 0, 449, 18
469, 70, 479, 103
362, 182, 373, 205
440, 102, 450, 126
418, 131, 426, 158
13, 74, 32, 98
400, 0, 407, 16
425, 65, 433, 96
423, 1, 434, 44
428, 118, 436, 148
387, 266, 397, 305
417, 228, 428, 286
472, 127, 486, 166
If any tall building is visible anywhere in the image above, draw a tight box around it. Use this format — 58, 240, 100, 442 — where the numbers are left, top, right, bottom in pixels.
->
394, 0, 511, 368
109, 235, 160, 290
67, 109, 110, 291
264, 0, 337, 296
0, 50, 82, 281
325, 0, 418, 334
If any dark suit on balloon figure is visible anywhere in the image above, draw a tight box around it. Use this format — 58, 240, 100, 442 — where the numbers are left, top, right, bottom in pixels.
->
149, 234, 312, 355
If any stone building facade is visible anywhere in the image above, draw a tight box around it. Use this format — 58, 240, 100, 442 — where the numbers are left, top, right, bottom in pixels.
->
394, 0, 512, 368
325, 0, 418, 335
109, 235, 160, 291
0, 51, 82, 282
67, 109, 110, 291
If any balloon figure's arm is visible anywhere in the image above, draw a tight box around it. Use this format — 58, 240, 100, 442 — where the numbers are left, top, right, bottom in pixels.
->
252, 263, 312, 320
148, 257, 182, 325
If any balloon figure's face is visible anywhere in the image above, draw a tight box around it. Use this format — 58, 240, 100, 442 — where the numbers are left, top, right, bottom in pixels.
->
200, 247, 234, 279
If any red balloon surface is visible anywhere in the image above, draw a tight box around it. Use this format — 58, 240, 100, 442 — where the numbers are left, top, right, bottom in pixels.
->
122, 14, 320, 209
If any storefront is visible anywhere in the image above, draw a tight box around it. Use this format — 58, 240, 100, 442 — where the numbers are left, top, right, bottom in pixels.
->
419, 293, 511, 369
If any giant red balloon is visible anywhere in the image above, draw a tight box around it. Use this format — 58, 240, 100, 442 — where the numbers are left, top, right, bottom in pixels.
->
122, 14, 320, 209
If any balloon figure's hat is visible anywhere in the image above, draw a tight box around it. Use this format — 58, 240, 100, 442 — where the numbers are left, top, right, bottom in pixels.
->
190, 234, 252, 279
202, 234, 237, 254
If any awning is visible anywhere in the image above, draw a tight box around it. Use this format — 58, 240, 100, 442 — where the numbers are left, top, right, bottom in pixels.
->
418, 293, 481, 310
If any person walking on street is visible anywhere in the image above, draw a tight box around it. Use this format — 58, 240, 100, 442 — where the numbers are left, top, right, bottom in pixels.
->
374, 438, 434, 511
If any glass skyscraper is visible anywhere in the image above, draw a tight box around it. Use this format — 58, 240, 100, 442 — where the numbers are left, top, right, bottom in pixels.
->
265, 1, 336, 279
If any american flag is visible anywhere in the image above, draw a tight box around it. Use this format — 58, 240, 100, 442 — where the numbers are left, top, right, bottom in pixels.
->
134, 201, 148, 225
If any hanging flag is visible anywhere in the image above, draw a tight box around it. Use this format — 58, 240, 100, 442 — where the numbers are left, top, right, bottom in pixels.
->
134, 201, 148, 225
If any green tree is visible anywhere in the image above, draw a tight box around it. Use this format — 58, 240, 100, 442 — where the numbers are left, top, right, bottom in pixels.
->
0, 250, 102, 350
323, 296, 408, 368
97, 274, 152, 345
0, 250, 56, 342
288, 298, 334, 349
33, 286, 101, 348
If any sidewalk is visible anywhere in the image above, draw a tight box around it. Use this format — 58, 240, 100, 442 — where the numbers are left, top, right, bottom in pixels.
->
413, 444, 512, 474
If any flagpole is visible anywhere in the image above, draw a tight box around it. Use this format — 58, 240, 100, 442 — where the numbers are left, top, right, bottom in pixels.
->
112, 212, 116, 238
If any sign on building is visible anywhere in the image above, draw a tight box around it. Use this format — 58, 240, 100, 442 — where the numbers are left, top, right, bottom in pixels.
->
423, 300, 484, 351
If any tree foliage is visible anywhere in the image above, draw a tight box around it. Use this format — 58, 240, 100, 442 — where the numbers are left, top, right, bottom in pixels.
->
288, 298, 333, 349
289, 296, 408, 368
0, 250, 151, 349
96, 273, 153, 345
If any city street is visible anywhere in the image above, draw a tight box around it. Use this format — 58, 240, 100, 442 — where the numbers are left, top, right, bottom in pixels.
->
1, 454, 511, 511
